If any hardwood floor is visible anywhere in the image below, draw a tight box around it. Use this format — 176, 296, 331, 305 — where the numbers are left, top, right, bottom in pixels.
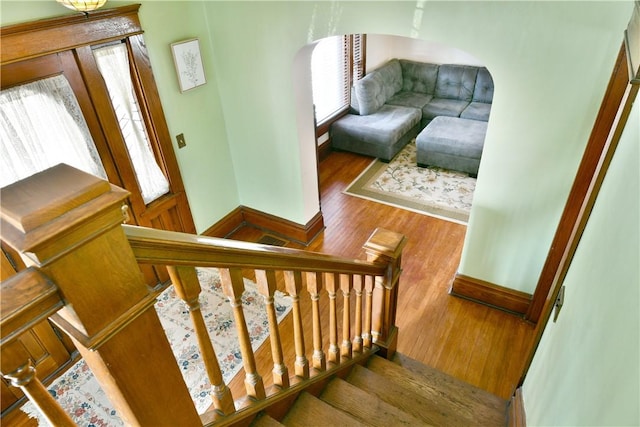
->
228, 149, 536, 401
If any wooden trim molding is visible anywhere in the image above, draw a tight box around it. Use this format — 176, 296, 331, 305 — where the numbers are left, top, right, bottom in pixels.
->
202, 206, 325, 246
508, 387, 526, 427
450, 274, 532, 316
525, 44, 632, 324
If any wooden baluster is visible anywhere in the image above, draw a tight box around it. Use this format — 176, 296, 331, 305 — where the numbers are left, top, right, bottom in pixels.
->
362, 275, 375, 350
362, 228, 407, 359
255, 269, 289, 388
324, 272, 340, 364
305, 271, 326, 371
219, 268, 266, 400
352, 274, 364, 354
0, 165, 201, 425
284, 271, 309, 379
1, 341, 75, 427
339, 274, 353, 359
167, 266, 235, 415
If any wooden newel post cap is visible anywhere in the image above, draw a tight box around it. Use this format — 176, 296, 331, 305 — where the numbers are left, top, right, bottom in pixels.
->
362, 228, 407, 262
0, 164, 129, 260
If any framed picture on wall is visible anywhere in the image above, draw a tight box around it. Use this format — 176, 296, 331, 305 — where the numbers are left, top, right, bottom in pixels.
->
171, 38, 206, 92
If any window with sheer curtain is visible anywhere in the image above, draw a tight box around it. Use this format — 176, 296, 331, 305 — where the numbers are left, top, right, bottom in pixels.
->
93, 43, 170, 204
311, 34, 365, 126
0, 75, 107, 188
0, 43, 170, 206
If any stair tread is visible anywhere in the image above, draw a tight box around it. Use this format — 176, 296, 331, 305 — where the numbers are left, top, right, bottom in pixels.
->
321, 377, 431, 427
389, 353, 507, 408
364, 355, 507, 426
347, 364, 468, 426
251, 413, 284, 427
282, 392, 368, 427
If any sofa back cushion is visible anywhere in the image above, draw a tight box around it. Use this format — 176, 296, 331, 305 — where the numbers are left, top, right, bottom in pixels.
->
400, 60, 439, 94
472, 67, 494, 103
434, 64, 478, 102
354, 59, 402, 115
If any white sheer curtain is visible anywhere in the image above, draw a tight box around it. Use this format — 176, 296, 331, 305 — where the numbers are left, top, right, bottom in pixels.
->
0, 75, 107, 188
93, 43, 169, 204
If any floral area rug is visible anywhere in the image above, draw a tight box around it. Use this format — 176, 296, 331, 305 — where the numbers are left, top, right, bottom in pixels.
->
21, 267, 292, 426
344, 141, 476, 224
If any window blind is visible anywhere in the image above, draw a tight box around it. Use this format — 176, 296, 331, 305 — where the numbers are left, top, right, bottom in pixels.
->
311, 35, 349, 125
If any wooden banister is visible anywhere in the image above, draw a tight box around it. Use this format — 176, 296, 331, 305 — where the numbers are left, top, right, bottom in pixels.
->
0, 164, 201, 426
0, 268, 73, 426
1, 165, 407, 426
124, 224, 388, 276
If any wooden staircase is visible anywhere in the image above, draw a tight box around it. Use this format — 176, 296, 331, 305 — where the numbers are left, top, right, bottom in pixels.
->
250, 354, 508, 427
0, 165, 509, 426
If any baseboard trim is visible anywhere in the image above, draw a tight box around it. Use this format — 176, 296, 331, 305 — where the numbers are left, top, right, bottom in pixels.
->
201, 206, 324, 246
450, 274, 532, 316
508, 387, 526, 427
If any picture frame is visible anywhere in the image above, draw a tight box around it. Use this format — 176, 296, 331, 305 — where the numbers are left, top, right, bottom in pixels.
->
170, 38, 206, 92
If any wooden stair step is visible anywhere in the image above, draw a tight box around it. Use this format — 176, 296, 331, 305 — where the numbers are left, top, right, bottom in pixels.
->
389, 353, 508, 411
320, 377, 430, 426
366, 355, 507, 426
346, 364, 463, 426
281, 392, 368, 427
251, 413, 285, 426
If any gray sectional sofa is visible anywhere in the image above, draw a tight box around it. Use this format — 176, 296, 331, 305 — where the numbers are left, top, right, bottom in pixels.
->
331, 58, 493, 171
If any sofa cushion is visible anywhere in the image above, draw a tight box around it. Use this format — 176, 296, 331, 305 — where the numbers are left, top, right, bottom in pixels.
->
399, 60, 439, 94
472, 67, 494, 103
386, 91, 433, 109
422, 98, 470, 121
416, 116, 487, 175
331, 105, 422, 160
354, 59, 403, 115
434, 64, 478, 102
460, 102, 491, 121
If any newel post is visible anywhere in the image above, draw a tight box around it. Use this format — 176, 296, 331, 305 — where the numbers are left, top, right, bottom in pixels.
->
362, 228, 407, 359
0, 165, 201, 426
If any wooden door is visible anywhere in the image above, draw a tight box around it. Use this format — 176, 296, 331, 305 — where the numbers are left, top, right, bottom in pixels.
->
1, 5, 196, 285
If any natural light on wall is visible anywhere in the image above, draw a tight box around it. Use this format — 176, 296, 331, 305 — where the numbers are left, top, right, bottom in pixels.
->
311, 35, 349, 124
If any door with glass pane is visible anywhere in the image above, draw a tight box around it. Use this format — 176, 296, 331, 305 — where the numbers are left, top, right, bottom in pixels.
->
1, 9, 196, 286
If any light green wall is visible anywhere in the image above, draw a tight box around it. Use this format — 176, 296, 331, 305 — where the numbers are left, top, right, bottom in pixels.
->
202, 1, 633, 293
1, 0, 240, 234
1, 1, 634, 292
522, 99, 639, 426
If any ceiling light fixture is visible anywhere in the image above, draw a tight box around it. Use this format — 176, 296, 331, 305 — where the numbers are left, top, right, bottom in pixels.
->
56, 0, 107, 13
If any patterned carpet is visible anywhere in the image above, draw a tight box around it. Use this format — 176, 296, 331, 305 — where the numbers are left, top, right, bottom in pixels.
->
21, 268, 292, 426
344, 141, 476, 224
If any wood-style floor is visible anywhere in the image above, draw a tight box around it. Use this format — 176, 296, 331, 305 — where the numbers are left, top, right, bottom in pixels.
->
228, 148, 536, 401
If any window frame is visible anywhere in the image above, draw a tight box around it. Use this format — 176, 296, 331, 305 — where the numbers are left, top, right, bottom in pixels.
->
313, 34, 366, 138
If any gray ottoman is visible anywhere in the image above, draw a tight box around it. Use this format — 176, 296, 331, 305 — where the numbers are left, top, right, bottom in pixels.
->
416, 116, 487, 176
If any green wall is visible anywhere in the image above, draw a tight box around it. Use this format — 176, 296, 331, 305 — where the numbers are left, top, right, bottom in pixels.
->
523, 99, 639, 426
1, 1, 634, 291
202, 1, 633, 294
1, 0, 240, 234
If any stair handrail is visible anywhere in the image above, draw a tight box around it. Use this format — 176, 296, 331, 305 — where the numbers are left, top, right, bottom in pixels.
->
123, 224, 389, 275
0, 164, 406, 426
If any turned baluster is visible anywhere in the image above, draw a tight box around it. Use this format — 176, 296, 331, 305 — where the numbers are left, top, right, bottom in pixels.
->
352, 274, 364, 354
167, 266, 235, 415
305, 271, 326, 371
339, 274, 353, 359
362, 275, 375, 349
2, 340, 75, 426
362, 228, 407, 359
283, 271, 309, 379
324, 272, 340, 364
255, 269, 289, 388
219, 268, 266, 400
